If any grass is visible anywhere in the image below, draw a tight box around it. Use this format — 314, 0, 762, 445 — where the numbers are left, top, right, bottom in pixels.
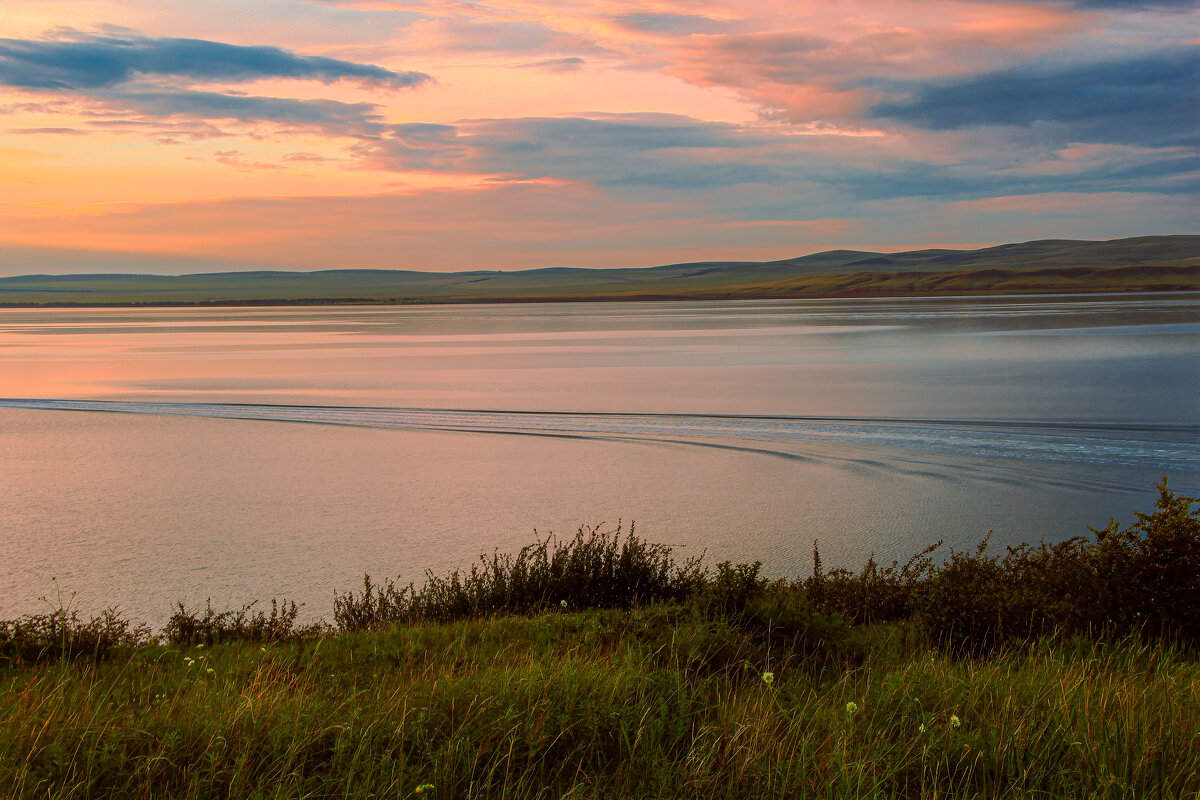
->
2, 616, 1198, 798
2, 482, 1199, 798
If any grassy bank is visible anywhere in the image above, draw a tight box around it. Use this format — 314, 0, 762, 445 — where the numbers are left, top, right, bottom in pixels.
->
2, 481, 1198, 798
4, 614, 1199, 799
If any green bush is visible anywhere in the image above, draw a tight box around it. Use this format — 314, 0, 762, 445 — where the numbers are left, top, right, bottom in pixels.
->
916, 535, 1009, 655
918, 478, 1200, 654
1093, 478, 1200, 642
334, 524, 705, 631
163, 598, 324, 646
698, 560, 766, 617
0, 607, 149, 666
806, 540, 941, 624
697, 561, 857, 664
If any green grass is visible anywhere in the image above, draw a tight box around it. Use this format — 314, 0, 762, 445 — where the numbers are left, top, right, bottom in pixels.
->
2, 613, 1198, 798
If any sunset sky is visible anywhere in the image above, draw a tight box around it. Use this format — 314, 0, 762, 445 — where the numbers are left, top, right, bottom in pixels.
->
0, 0, 1196, 274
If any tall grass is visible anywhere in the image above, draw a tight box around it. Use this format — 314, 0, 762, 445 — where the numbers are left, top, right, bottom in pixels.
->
163, 599, 326, 647
1, 614, 1197, 798
333, 523, 704, 630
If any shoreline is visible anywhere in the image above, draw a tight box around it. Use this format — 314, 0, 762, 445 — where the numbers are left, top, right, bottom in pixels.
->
3, 261, 1198, 308
4, 283, 1200, 309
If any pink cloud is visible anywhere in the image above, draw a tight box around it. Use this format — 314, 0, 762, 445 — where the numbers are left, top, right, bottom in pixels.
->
950, 192, 1158, 215
659, 2, 1087, 123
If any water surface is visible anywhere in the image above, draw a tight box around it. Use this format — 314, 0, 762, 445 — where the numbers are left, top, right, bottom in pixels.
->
2, 295, 1198, 623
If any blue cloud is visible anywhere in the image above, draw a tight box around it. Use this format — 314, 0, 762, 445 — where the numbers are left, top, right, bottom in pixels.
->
870, 49, 1199, 148
470, 115, 749, 154
611, 13, 734, 35
516, 57, 586, 72
101, 90, 388, 134
358, 113, 1200, 203
363, 114, 772, 182
0, 33, 430, 91
7, 126, 85, 134
1066, 0, 1197, 7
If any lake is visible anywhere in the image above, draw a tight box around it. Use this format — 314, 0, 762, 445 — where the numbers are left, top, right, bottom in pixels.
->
2, 295, 1198, 625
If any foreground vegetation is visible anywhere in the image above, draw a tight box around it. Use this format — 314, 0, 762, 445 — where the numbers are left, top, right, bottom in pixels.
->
2, 481, 1198, 798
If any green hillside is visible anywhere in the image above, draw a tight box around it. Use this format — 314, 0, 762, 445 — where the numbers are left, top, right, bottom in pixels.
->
1, 235, 1197, 306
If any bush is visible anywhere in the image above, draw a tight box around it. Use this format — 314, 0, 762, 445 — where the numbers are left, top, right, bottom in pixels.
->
698, 560, 765, 618
917, 478, 1200, 654
697, 561, 857, 664
916, 535, 1009, 655
1092, 478, 1200, 642
164, 599, 324, 646
806, 540, 941, 624
334, 524, 705, 631
0, 607, 149, 666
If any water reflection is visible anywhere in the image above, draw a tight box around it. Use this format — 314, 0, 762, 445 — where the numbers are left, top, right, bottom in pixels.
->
1, 295, 1198, 623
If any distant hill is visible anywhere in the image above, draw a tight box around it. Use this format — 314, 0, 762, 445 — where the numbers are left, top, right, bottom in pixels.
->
1, 235, 1197, 306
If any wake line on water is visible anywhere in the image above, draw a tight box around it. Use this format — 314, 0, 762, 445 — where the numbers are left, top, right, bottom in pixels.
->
3, 398, 1199, 473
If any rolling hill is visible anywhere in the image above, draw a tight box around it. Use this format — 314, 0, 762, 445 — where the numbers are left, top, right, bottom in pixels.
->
1, 235, 1197, 306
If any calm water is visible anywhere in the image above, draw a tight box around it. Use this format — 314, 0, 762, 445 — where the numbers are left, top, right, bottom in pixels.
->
2, 295, 1198, 624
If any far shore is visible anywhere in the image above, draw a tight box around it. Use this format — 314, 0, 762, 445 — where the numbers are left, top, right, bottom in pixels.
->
2, 265, 1199, 309
3, 236, 1198, 307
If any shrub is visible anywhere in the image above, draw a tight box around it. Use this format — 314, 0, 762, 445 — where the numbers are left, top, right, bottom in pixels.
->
698, 560, 765, 617
6, 478, 1195, 663
1092, 478, 1200, 642
994, 535, 1103, 640
916, 535, 1010, 655
163, 599, 324, 646
0, 607, 149, 666
697, 561, 856, 664
917, 478, 1200, 654
806, 540, 941, 624
334, 524, 705, 631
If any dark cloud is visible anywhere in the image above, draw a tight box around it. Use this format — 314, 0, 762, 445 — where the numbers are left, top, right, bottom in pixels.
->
456, 116, 780, 188
817, 154, 1200, 203
7, 126, 85, 134
871, 49, 1200, 147
611, 13, 734, 35
103, 90, 387, 134
362, 114, 761, 180
0, 33, 430, 91
86, 118, 229, 141
355, 122, 467, 168
1066, 0, 1197, 7
364, 115, 830, 190
469, 115, 749, 155
356, 113, 1200, 202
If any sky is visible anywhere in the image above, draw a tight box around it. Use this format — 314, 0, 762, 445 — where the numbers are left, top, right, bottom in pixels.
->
0, 0, 1196, 274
